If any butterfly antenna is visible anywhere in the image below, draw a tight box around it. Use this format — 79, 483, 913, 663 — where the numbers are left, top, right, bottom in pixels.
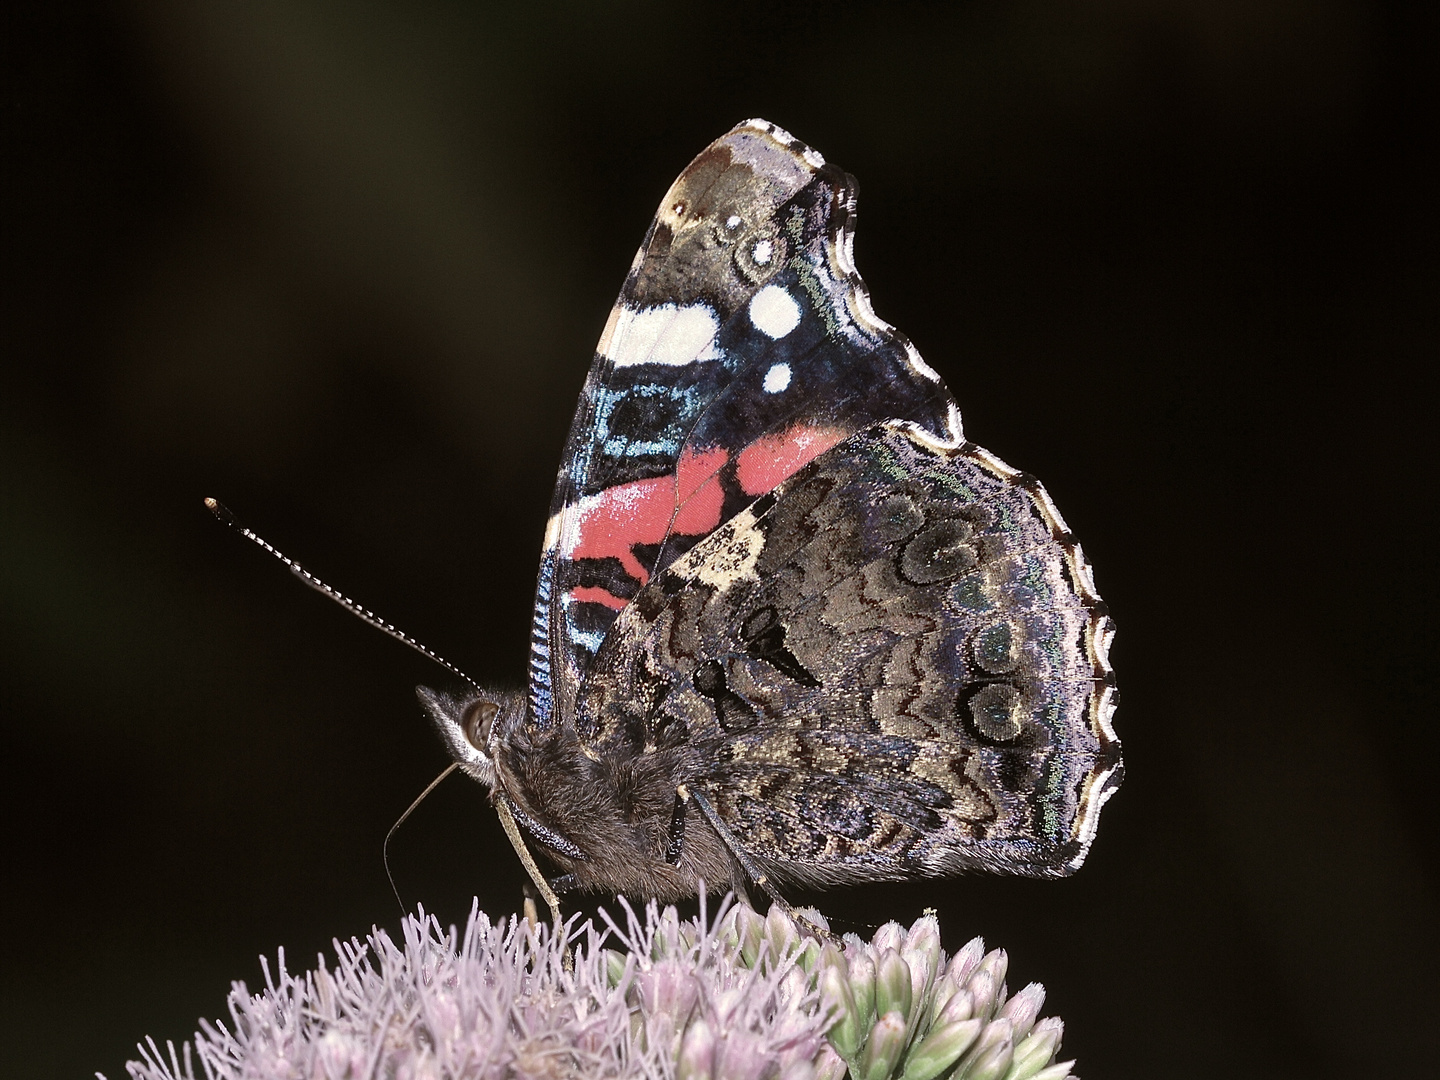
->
204, 497, 482, 692
383, 762, 459, 914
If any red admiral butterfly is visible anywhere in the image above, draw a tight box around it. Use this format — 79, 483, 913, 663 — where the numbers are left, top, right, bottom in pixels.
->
414, 120, 1121, 920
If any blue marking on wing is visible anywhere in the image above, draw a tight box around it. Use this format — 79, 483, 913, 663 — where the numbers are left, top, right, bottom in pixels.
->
527, 553, 556, 723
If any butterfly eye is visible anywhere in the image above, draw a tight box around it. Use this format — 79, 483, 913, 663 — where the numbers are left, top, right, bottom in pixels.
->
462, 699, 500, 750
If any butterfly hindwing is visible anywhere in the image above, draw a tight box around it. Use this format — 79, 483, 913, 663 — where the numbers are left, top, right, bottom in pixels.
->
530, 121, 959, 728
574, 422, 1121, 883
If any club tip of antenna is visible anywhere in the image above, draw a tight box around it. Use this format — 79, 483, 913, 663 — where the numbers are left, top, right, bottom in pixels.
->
204, 497, 235, 525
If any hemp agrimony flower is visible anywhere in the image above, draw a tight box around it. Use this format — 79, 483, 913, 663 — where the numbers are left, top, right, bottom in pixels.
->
113, 901, 1077, 1080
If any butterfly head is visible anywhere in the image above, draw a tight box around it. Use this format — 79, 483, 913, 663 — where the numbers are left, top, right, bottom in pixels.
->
416, 684, 525, 788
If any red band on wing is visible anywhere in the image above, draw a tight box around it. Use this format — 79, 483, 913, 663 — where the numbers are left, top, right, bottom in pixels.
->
569, 476, 671, 584
568, 585, 630, 610
736, 424, 847, 495
565, 430, 838, 612
568, 445, 730, 588
676, 445, 728, 503
672, 471, 725, 536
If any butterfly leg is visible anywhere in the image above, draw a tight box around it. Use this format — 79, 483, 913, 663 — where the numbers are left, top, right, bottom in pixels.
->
681, 784, 833, 942
495, 795, 564, 931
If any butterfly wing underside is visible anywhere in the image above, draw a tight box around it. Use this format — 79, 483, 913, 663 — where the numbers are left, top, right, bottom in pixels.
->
529, 121, 959, 729
574, 423, 1121, 881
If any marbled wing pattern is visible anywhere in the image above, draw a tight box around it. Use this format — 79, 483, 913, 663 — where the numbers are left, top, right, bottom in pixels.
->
574, 423, 1121, 883
530, 120, 958, 729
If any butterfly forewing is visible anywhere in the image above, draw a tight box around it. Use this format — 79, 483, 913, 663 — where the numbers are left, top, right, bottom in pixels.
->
530, 121, 958, 728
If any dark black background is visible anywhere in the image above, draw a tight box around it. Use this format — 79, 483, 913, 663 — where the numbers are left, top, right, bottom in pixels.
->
3, 2, 1436, 1077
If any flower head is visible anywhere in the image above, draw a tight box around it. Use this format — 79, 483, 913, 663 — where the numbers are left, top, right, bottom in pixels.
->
113, 900, 1076, 1080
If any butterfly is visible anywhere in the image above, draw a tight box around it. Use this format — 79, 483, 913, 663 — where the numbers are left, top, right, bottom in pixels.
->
419, 120, 1121, 918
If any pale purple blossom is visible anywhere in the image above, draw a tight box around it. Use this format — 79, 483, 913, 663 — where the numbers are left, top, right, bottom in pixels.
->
109, 900, 1076, 1080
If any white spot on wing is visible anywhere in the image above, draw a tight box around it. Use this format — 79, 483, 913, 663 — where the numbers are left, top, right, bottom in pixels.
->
602, 303, 722, 368
748, 285, 802, 339
762, 363, 792, 393
542, 511, 563, 552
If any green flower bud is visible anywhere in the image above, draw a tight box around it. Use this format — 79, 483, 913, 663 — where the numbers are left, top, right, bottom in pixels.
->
959, 1018, 1013, 1080
737, 907, 765, 968
766, 903, 800, 963
903, 916, 944, 1006
818, 941, 847, 976
875, 950, 914, 1024
797, 937, 823, 974
1003, 1018, 1063, 1080
814, 1045, 850, 1080
859, 1010, 908, 1080
1023, 1060, 1076, 1080
904, 915, 942, 958
821, 964, 864, 1062
849, 952, 877, 1029
872, 921, 908, 955
929, 978, 956, 1025
652, 911, 677, 960
969, 951, 1008, 1012
715, 905, 742, 950
899, 1018, 983, 1080
964, 969, 999, 1021
937, 988, 975, 1026
946, 938, 986, 987
604, 948, 629, 988
998, 983, 1045, 1042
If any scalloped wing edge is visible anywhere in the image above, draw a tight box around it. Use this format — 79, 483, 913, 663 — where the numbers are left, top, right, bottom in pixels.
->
743, 119, 960, 437
955, 435, 1122, 871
